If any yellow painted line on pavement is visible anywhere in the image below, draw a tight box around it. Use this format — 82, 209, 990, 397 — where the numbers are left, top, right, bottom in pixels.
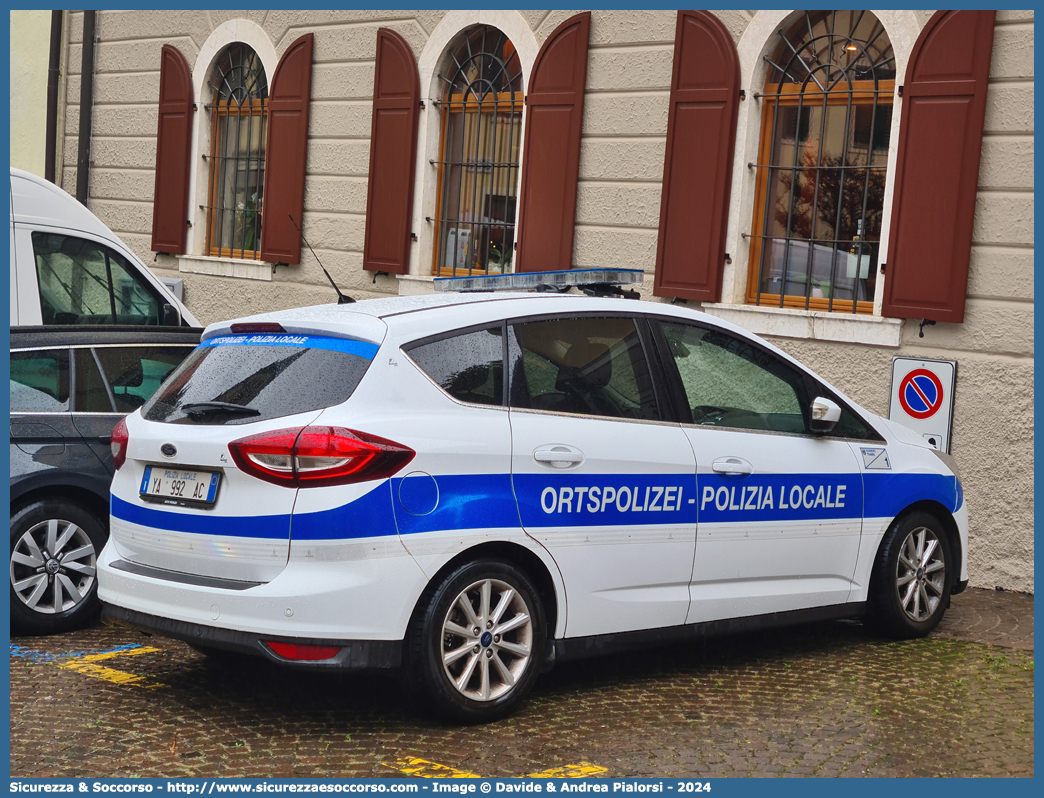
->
69, 646, 162, 663
57, 645, 166, 688
383, 757, 482, 778
526, 763, 608, 778
382, 757, 609, 779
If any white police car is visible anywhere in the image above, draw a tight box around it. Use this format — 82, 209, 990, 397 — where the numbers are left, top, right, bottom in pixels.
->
99, 270, 967, 722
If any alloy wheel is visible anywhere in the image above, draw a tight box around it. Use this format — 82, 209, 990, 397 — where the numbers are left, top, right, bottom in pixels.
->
10, 519, 98, 615
440, 578, 533, 702
894, 526, 946, 622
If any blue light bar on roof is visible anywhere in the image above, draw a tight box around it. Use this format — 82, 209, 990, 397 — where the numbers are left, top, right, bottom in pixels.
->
433, 268, 644, 293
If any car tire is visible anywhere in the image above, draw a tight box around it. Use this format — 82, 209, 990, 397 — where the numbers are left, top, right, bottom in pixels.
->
10, 499, 107, 636
404, 560, 546, 724
867, 511, 952, 639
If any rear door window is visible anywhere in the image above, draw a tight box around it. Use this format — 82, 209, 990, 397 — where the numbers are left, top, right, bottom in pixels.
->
143, 334, 377, 425
10, 349, 70, 412
507, 316, 659, 421
404, 325, 504, 406
33, 232, 162, 325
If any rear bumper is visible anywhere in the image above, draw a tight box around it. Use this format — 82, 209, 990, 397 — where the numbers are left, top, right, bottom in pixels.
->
97, 531, 429, 642
101, 604, 401, 669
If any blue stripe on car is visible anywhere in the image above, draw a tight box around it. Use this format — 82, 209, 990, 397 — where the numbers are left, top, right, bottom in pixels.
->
112, 486, 399, 541
198, 333, 379, 359
111, 494, 292, 539
863, 472, 958, 518
111, 471, 959, 540
391, 474, 521, 535
513, 473, 699, 527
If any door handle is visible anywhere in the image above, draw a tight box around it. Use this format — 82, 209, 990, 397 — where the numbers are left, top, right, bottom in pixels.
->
533, 446, 584, 468
711, 457, 753, 476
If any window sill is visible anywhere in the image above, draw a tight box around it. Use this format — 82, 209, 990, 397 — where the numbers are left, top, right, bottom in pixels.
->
396, 273, 437, 295
177, 254, 272, 282
700, 302, 904, 347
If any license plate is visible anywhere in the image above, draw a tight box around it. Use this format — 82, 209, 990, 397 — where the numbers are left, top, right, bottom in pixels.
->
140, 466, 220, 506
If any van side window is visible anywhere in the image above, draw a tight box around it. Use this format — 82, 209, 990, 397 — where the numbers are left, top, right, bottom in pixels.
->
32, 232, 162, 325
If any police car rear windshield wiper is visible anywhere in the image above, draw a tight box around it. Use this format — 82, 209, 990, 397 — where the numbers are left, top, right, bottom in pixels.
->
181, 401, 261, 417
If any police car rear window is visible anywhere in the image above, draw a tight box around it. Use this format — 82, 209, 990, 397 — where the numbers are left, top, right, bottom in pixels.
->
142, 334, 377, 425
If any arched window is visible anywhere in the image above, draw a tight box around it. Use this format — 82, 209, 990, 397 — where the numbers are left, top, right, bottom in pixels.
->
747, 11, 895, 313
432, 26, 523, 276
206, 44, 268, 260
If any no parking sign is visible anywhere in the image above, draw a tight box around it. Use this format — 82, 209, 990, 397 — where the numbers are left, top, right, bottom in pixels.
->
888, 357, 957, 453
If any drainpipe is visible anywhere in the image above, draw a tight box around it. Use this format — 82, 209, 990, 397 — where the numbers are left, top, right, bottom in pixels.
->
44, 11, 63, 183
75, 10, 96, 205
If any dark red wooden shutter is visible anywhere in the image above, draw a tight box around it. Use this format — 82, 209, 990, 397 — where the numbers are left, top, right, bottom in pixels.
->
515, 12, 591, 272
653, 11, 739, 302
882, 11, 996, 323
362, 29, 420, 274
150, 45, 194, 254
260, 34, 314, 265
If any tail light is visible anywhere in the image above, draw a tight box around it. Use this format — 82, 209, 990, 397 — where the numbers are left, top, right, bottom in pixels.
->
227, 426, 415, 488
111, 417, 129, 470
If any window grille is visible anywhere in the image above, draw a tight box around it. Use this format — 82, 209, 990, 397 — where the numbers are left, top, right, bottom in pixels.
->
205, 44, 268, 260
746, 11, 895, 314
430, 26, 523, 277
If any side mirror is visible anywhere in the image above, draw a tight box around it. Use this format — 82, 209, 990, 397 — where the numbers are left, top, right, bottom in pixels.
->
810, 396, 841, 434
161, 303, 180, 326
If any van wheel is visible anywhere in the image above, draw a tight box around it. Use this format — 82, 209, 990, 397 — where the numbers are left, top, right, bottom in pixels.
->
10, 500, 106, 635
405, 560, 545, 723
868, 511, 951, 639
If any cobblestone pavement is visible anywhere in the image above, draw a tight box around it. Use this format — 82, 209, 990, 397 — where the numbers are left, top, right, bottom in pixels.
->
10, 588, 1033, 779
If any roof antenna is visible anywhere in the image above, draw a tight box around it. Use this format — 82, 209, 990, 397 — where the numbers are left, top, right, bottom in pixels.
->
288, 214, 355, 304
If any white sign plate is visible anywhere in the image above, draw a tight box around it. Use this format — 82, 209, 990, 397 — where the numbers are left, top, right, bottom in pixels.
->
888, 357, 957, 453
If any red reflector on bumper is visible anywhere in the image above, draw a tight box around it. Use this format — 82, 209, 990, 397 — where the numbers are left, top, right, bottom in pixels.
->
265, 641, 341, 661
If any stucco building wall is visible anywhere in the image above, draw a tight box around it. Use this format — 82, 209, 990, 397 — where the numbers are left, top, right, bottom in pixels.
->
10, 10, 55, 178
57, 9, 1033, 591
765, 9, 1035, 592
